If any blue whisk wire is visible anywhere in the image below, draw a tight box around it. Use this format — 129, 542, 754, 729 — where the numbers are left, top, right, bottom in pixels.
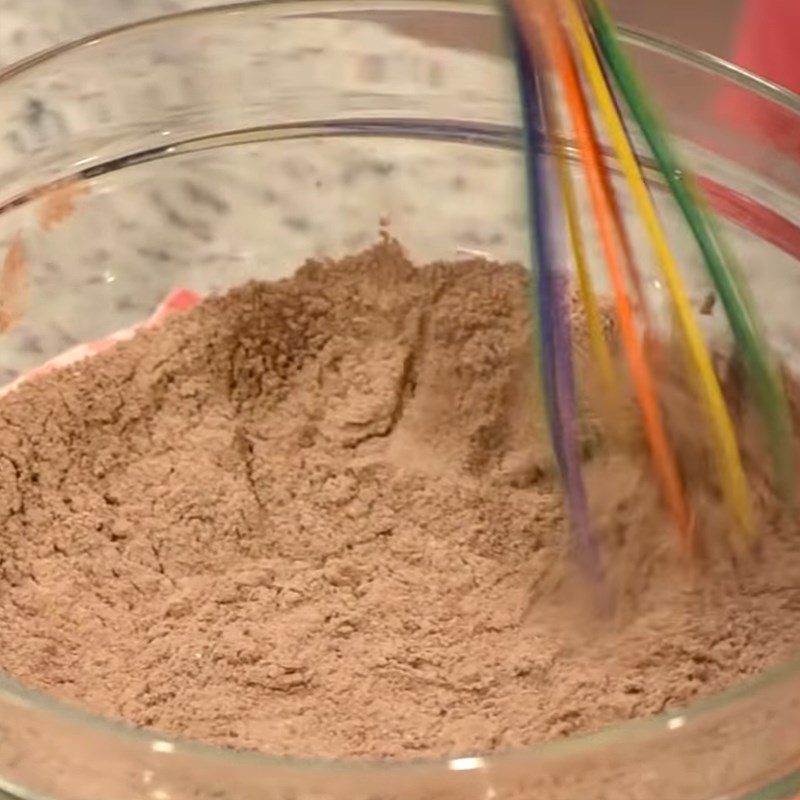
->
507, 5, 602, 581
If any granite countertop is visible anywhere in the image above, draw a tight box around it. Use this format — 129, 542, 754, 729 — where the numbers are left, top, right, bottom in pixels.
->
0, 0, 537, 382
0, 0, 244, 67
0, 0, 797, 385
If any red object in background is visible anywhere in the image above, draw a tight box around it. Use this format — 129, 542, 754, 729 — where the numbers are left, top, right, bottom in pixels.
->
0, 288, 202, 399
716, 0, 800, 158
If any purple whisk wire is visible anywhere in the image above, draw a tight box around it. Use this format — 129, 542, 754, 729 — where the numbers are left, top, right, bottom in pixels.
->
508, 5, 602, 581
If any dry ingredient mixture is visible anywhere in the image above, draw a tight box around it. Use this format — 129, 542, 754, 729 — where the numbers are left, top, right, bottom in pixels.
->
0, 239, 799, 760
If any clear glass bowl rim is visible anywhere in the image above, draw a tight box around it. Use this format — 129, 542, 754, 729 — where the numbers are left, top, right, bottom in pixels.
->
0, 0, 798, 775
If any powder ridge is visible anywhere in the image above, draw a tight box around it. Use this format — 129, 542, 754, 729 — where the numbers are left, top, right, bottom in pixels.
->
0, 239, 799, 760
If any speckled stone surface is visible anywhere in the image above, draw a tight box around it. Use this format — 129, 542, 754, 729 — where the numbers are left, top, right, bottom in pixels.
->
0, 0, 797, 386
0, 1, 536, 383
0, 0, 246, 66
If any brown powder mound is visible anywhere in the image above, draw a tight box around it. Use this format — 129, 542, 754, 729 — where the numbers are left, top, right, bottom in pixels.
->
0, 239, 799, 760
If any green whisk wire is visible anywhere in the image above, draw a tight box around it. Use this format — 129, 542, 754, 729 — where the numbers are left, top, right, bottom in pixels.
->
584, 0, 794, 497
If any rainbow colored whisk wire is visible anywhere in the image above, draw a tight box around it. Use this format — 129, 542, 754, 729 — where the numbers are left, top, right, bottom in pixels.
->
504, 0, 794, 576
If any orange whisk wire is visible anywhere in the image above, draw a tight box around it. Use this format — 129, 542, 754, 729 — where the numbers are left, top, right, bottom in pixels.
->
514, 0, 694, 548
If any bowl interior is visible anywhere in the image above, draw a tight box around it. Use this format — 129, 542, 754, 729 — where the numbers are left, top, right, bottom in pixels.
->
0, 3, 799, 800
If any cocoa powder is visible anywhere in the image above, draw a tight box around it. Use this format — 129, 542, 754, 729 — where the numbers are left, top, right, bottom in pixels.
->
0, 239, 799, 760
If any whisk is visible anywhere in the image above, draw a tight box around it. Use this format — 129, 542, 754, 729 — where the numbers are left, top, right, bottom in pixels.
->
504, 0, 794, 577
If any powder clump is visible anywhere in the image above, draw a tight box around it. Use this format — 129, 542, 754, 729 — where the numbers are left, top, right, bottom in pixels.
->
0, 239, 799, 760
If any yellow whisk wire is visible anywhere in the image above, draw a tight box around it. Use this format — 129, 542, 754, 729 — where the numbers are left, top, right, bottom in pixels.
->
550, 118, 616, 398
562, 0, 753, 545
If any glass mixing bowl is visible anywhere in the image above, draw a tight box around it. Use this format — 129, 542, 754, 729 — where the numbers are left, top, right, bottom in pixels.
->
0, 2, 799, 799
